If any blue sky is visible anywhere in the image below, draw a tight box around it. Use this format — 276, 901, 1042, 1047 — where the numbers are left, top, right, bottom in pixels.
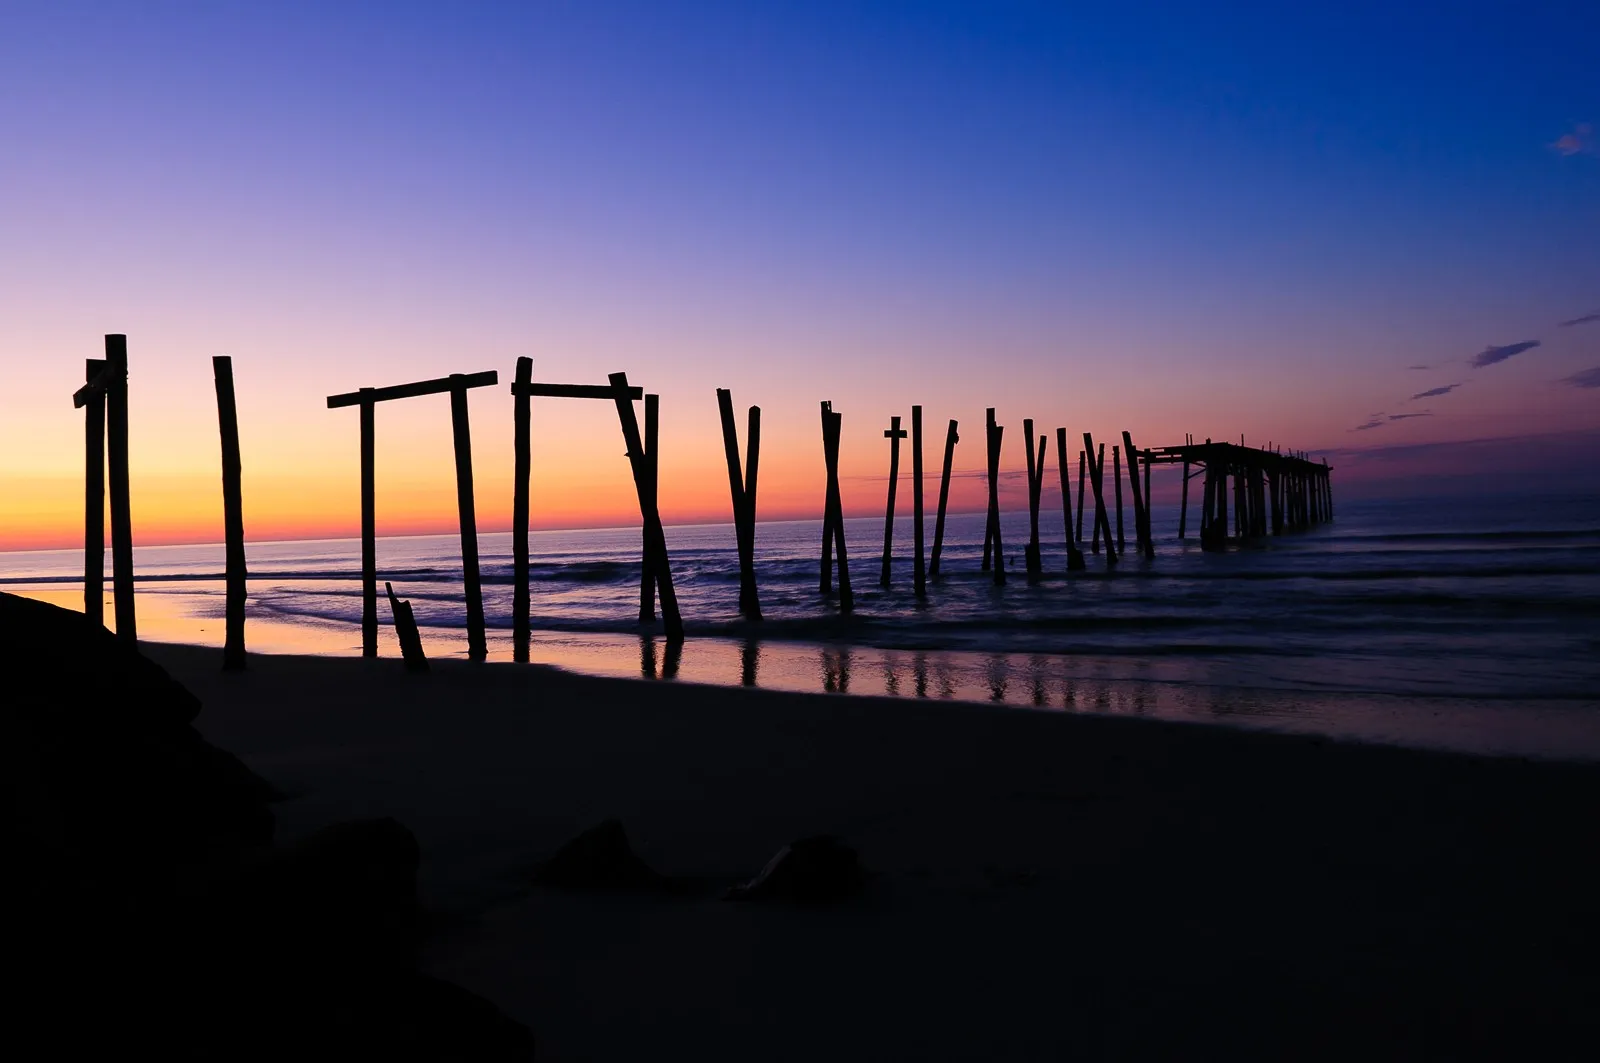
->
0, 1, 1596, 545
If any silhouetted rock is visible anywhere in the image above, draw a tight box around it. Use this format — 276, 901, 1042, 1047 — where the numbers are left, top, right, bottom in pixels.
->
725, 835, 866, 903
1, 593, 533, 1059
536, 818, 677, 892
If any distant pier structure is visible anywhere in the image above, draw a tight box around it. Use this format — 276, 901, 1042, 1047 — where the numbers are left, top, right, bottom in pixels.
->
1143, 437, 1333, 552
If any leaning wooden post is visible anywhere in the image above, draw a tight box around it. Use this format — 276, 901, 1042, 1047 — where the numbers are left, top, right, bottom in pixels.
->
981, 407, 997, 570
1091, 443, 1105, 552
1083, 433, 1117, 564
818, 402, 853, 611
716, 388, 751, 616
1056, 428, 1085, 571
512, 356, 533, 661
1178, 457, 1191, 538
987, 418, 1006, 585
929, 419, 958, 578
610, 374, 683, 641
1023, 419, 1043, 579
639, 393, 660, 624
448, 375, 488, 660
83, 358, 105, 627
911, 405, 926, 598
880, 415, 905, 587
1112, 445, 1125, 553
104, 335, 136, 644
213, 356, 248, 670
1122, 431, 1154, 559
1076, 450, 1087, 543
743, 405, 762, 618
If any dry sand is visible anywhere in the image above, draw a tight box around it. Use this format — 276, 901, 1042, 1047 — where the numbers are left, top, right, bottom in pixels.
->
153, 643, 1600, 1061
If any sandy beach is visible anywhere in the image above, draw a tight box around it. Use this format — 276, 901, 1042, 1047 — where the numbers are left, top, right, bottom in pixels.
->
150, 642, 1600, 1061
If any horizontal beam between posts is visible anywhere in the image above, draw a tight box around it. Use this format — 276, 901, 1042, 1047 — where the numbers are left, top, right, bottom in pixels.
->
327, 370, 499, 408
510, 382, 644, 400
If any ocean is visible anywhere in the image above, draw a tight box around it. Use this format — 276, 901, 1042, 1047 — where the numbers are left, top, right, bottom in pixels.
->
5, 494, 1599, 759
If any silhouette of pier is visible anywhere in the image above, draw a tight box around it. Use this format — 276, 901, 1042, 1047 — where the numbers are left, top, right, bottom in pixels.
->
58, 333, 1340, 667
1142, 438, 1334, 550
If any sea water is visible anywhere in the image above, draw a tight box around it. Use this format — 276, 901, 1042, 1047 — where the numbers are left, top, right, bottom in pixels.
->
5, 495, 1598, 759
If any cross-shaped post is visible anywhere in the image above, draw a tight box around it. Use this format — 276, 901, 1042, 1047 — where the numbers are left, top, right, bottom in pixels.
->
880, 414, 906, 588
72, 336, 134, 643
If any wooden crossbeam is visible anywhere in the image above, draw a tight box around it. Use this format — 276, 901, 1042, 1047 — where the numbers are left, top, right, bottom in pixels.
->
327, 370, 498, 408
512, 382, 643, 400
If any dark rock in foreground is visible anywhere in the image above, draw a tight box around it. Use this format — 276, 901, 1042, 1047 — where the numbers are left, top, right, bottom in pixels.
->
536, 818, 680, 894
725, 835, 865, 903
1, 592, 531, 1059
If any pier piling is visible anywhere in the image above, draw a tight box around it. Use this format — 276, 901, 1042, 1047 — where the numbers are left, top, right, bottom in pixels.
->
912, 405, 926, 598
930, 419, 958, 579
82, 358, 105, 628
1056, 428, 1085, 571
881, 414, 906, 588
212, 356, 247, 669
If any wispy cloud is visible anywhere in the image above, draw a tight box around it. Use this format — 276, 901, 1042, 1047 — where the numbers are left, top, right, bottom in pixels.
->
1409, 383, 1460, 400
1559, 311, 1600, 328
1387, 412, 1432, 421
1352, 418, 1387, 432
1552, 123, 1596, 157
1472, 340, 1540, 368
1560, 366, 1600, 389
1407, 364, 1434, 370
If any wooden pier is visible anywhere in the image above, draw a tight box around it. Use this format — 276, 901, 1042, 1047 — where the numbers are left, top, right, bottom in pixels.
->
1142, 440, 1334, 551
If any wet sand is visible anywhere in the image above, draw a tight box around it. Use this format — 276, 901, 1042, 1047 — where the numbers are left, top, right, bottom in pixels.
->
154, 643, 1600, 1061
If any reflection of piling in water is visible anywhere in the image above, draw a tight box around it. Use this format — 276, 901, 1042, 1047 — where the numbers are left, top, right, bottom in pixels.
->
740, 640, 759, 687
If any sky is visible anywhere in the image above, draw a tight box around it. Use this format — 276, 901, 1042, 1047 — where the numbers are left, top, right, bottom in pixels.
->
1, 0, 1597, 550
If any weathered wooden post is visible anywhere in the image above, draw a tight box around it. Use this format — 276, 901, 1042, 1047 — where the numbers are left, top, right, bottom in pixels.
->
448, 375, 488, 660
104, 335, 136, 643
639, 393, 660, 623
1091, 443, 1105, 552
1143, 447, 1153, 544
213, 356, 247, 670
1233, 458, 1247, 539
1056, 428, 1085, 571
930, 418, 958, 579
1178, 455, 1191, 539
716, 388, 762, 619
1082, 433, 1117, 564
1076, 449, 1087, 543
911, 405, 926, 598
385, 582, 429, 672
609, 374, 683, 641
330, 370, 498, 659
987, 417, 1006, 585
818, 401, 853, 611
1122, 431, 1154, 559
880, 415, 906, 587
1023, 420, 1044, 579
982, 408, 997, 571
360, 389, 376, 655
1112, 445, 1125, 553
511, 357, 532, 661
83, 358, 105, 627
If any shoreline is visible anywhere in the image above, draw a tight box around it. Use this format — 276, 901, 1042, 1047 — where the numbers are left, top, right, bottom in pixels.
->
155, 642, 1600, 1059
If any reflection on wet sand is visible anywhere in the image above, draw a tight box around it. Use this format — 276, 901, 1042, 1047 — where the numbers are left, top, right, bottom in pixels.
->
10, 583, 1593, 759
